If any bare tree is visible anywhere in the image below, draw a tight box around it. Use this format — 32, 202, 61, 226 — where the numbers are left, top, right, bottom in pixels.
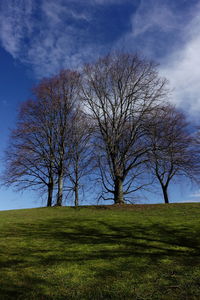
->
67, 108, 93, 206
146, 104, 197, 203
2, 98, 57, 207
81, 53, 168, 204
2, 70, 80, 207
47, 70, 80, 206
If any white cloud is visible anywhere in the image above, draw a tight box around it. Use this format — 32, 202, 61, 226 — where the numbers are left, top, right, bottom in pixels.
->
115, 0, 200, 115
0, 0, 132, 78
42, 0, 90, 23
131, 0, 179, 37
0, 0, 34, 58
0, 0, 103, 77
160, 4, 200, 115
115, 0, 181, 58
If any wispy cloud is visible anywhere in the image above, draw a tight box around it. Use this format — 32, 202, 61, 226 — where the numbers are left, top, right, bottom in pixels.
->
160, 3, 200, 115
0, 0, 34, 58
0, 0, 132, 78
0, 0, 95, 77
131, 0, 178, 37
42, 0, 90, 23
115, 0, 200, 115
24, 0, 96, 76
115, 0, 183, 59
1, 0, 200, 117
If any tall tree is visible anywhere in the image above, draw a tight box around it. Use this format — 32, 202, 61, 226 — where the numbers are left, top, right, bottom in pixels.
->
67, 108, 93, 206
32, 70, 80, 206
81, 53, 168, 204
146, 104, 197, 203
2, 70, 80, 207
48, 70, 80, 206
2, 98, 57, 207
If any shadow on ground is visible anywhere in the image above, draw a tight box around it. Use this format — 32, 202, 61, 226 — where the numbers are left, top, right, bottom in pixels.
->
1, 212, 200, 299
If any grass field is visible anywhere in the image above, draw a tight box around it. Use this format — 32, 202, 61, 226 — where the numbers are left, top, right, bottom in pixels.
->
0, 203, 200, 299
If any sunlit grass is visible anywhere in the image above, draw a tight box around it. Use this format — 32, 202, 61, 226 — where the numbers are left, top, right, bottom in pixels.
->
0, 204, 200, 299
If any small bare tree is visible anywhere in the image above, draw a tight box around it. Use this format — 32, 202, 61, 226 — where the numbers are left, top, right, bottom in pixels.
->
46, 70, 80, 206
67, 109, 94, 206
81, 53, 168, 204
146, 104, 197, 203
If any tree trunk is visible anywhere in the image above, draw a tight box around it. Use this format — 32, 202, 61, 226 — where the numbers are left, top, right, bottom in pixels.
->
74, 161, 79, 207
74, 183, 79, 207
114, 177, 124, 204
56, 171, 63, 206
47, 182, 53, 207
162, 185, 169, 204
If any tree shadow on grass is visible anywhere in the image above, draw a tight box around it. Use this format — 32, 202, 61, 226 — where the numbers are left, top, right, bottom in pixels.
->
1, 216, 200, 299
0, 275, 52, 300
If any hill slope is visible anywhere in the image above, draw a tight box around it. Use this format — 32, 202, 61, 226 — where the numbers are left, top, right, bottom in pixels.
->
0, 204, 200, 299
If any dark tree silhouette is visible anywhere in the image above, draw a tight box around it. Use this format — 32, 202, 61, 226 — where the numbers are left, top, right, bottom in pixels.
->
2, 70, 80, 207
81, 53, 168, 204
67, 108, 94, 206
146, 104, 197, 203
2, 98, 57, 206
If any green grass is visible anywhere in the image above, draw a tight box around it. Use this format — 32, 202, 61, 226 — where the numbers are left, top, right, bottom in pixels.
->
0, 203, 200, 299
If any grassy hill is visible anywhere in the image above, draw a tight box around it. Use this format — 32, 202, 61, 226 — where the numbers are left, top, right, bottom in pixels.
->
0, 203, 200, 299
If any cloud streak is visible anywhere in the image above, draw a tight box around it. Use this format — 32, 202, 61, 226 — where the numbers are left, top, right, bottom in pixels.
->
131, 0, 179, 37
116, 0, 200, 115
115, 0, 183, 60
0, 0, 34, 58
160, 3, 200, 115
0, 0, 132, 78
0, 0, 96, 77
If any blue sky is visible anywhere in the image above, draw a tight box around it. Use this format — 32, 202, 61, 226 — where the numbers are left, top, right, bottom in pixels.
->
0, 0, 200, 210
